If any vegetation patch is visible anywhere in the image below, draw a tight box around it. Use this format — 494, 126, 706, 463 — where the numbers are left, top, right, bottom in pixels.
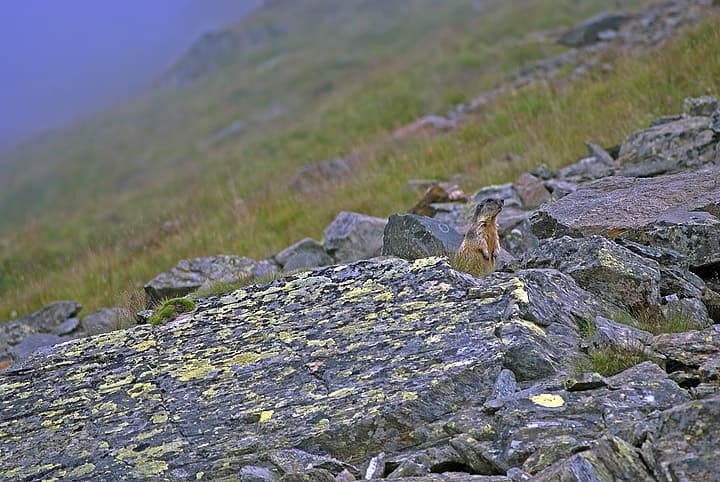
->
575, 345, 655, 377
147, 298, 196, 326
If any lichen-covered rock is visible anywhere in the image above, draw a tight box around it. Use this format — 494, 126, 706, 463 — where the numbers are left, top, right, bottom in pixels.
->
323, 211, 388, 262
532, 434, 655, 482
682, 95, 719, 117
0, 258, 626, 480
617, 116, 719, 177
653, 325, 720, 390
436, 362, 688, 476
274, 238, 334, 271
620, 209, 720, 270
144, 255, 278, 304
520, 236, 661, 311
661, 295, 711, 330
640, 392, 720, 480
531, 168, 720, 239
590, 316, 654, 355
558, 12, 632, 47
382, 214, 463, 260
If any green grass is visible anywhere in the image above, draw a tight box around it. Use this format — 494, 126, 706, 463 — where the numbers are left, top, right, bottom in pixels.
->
585, 345, 655, 377
1, 0, 716, 320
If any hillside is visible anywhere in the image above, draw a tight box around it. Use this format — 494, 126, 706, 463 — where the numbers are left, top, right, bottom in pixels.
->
0, 0, 708, 321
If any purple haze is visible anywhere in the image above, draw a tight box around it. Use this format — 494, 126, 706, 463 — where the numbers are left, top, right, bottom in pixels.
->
0, 0, 262, 153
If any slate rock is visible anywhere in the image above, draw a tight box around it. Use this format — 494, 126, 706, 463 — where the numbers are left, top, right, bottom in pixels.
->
590, 316, 654, 355
617, 116, 719, 177
531, 168, 720, 240
514, 173, 550, 209
11, 333, 68, 361
240, 465, 278, 482
558, 12, 632, 47
641, 392, 720, 480
323, 211, 388, 262
382, 214, 463, 260
554, 154, 613, 182
653, 325, 720, 384
55, 317, 81, 336
0, 257, 629, 479
0, 301, 82, 345
661, 295, 711, 330
81, 307, 131, 336
682, 95, 719, 117
533, 434, 655, 481
274, 238, 334, 271
620, 208, 720, 270
520, 235, 661, 311
144, 255, 278, 304
443, 362, 689, 475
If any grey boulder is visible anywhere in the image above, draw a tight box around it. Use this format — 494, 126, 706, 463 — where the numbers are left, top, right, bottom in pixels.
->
144, 255, 278, 304
323, 211, 388, 262
382, 213, 463, 260
274, 238, 334, 271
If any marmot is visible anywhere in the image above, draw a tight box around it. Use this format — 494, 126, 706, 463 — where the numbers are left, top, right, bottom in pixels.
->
453, 198, 504, 276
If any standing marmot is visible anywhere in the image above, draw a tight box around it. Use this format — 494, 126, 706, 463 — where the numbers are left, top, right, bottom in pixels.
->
453, 198, 504, 276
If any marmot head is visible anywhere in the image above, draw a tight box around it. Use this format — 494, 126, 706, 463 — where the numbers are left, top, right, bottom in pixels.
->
473, 198, 504, 221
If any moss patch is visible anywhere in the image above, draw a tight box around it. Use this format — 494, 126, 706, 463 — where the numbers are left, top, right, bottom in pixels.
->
147, 298, 196, 326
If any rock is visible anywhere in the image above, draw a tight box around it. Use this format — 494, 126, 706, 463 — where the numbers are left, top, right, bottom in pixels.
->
0, 257, 636, 478
274, 238, 334, 271
563, 372, 607, 392
289, 157, 358, 195
616, 116, 719, 177
11, 333, 68, 361
442, 362, 689, 475
144, 255, 278, 304
682, 95, 719, 117
544, 180, 577, 200
364, 453, 385, 480
590, 316, 654, 355
268, 448, 356, 477
2, 301, 82, 341
240, 466, 278, 482
386, 459, 429, 478
393, 115, 456, 141
661, 295, 711, 330
81, 307, 131, 336
410, 183, 467, 217
615, 239, 707, 300
55, 317, 81, 336
586, 142, 616, 165
514, 173, 550, 209
558, 12, 632, 47
640, 392, 720, 480
382, 214, 463, 260
653, 325, 720, 385
554, 155, 614, 182
620, 209, 720, 270
323, 211, 388, 262
533, 434, 654, 481
531, 168, 720, 240
520, 236, 661, 311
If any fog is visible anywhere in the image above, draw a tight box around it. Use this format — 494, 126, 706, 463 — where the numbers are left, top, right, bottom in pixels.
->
0, 0, 262, 153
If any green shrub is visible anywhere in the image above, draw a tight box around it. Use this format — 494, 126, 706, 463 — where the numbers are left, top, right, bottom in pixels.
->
147, 298, 196, 326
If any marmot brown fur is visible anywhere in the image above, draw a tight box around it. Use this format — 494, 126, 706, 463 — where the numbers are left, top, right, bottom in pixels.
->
453, 198, 503, 276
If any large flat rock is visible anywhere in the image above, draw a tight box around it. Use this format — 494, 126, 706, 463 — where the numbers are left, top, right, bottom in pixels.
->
0, 258, 613, 481
531, 168, 720, 238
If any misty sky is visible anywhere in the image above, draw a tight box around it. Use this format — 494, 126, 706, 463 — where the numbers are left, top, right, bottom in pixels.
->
0, 0, 262, 152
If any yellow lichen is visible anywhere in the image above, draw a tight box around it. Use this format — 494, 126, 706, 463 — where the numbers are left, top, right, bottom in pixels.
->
133, 340, 157, 353
67, 463, 96, 478
529, 393, 565, 408
259, 410, 274, 423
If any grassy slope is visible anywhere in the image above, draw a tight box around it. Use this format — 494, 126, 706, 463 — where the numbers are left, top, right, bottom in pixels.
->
2, 0, 717, 320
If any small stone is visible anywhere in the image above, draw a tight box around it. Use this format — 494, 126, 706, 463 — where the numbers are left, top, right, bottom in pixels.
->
563, 373, 607, 392
514, 173, 551, 209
